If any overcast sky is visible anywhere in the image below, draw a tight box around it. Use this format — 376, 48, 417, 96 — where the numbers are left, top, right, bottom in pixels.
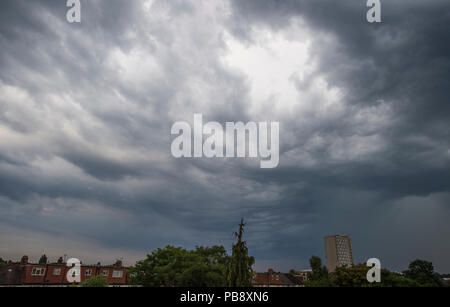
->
0, 0, 449, 272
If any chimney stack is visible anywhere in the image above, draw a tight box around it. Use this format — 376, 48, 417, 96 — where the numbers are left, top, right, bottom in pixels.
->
20, 255, 29, 265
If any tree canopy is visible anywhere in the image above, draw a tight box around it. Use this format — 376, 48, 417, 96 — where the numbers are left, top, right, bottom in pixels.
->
304, 257, 441, 287
305, 256, 332, 287
226, 219, 255, 287
79, 275, 109, 287
129, 245, 229, 287
403, 259, 442, 287
38, 254, 47, 265
0, 258, 8, 267
332, 263, 419, 287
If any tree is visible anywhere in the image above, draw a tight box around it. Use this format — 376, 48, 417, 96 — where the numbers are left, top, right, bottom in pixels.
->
129, 245, 229, 287
0, 258, 7, 267
309, 256, 328, 280
403, 259, 442, 287
332, 264, 367, 287
177, 247, 229, 287
381, 270, 420, 287
332, 264, 419, 287
305, 256, 331, 287
226, 219, 255, 287
304, 259, 420, 287
38, 254, 48, 264
80, 275, 109, 287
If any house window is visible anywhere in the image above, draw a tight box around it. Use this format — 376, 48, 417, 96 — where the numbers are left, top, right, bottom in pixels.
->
31, 267, 46, 276
112, 270, 123, 278
85, 269, 92, 276
103, 269, 109, 277
53, 268, 61, 276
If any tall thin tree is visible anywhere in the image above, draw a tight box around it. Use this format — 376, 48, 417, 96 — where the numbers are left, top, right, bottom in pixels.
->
226, 219, 255, 287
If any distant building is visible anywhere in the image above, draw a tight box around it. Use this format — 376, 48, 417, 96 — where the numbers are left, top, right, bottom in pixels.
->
324, 235, 354, 272
0, 255, 128, 286
252, 269, 303, 287
291, 269, 311, 283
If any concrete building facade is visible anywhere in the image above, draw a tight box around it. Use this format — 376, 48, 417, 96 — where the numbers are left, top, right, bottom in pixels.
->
324, 235, 354, 272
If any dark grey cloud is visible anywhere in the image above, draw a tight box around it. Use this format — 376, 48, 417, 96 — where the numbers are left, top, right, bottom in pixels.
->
226, 0, 450, 270
0, 0, 449, 272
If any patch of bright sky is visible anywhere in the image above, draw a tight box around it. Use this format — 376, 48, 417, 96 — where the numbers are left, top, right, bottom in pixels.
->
222, 26, 314, 116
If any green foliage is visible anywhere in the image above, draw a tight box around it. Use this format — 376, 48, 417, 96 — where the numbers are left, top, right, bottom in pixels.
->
79, 275, 109, 287
380, 270, 420, 287
38, 254, 47, 264
403, 259, 442, 287
305, 256, 331, 287
226, 219, 255, 287
309, 256, 329, 280
0, 258, 7, 267
129, 245, 229, 287
332, 264, 419, 287
332, 264, 372, 287
304, 258, 421, 287
129, 220, 255, 287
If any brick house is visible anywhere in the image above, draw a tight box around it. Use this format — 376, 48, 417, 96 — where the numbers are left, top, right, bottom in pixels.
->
290, 269, 311, 284
252, 269, 303, 287
0, 263, 24, 285
0, 255, 128, 286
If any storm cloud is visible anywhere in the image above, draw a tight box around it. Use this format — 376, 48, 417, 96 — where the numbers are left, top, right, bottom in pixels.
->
0, 0, 449, 272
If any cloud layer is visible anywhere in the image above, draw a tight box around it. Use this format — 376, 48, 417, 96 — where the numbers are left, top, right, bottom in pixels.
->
0, 0, 449, 271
